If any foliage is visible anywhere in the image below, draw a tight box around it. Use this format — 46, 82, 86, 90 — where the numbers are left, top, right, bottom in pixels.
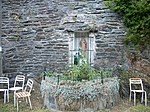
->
63, 63, 98, 81
104, 0, 150, 51
63, 48, 113, 81
43, 60, 113, 82
41, 70, 53, 77
99, 68, 113, 78
63, 65, 81, 81
62, 64, 114, 81
43, 65, 113, 82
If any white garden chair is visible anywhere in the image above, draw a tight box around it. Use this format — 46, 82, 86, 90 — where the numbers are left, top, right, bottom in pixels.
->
0, 77, 9, 103
15, 79, 34, 112
129, 78, 147, 106
9, 75, 25, 106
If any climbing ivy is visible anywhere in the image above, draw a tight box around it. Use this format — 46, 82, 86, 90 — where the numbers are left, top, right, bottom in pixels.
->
104, 0, 150, 51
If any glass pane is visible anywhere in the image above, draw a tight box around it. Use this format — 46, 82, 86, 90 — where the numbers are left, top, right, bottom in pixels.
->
79, 38, 88, 52
69, 50, 79, 64
89, 37, 94, 50
74, 38, 80, 51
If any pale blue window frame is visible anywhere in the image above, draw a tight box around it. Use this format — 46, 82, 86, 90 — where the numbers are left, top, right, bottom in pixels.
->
69, 31, 95, 65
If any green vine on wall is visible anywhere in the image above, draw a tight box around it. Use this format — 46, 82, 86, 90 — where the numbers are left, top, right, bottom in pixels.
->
104, 0, 150, 51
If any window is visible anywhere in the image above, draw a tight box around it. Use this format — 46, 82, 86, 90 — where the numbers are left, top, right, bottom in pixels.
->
69, 31, 95, 66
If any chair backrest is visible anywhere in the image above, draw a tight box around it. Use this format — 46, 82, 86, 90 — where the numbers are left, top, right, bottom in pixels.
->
14, 75, 25, 89
24, 79, 33, 93
129, 78, 144, 91
0, 77, 9, 89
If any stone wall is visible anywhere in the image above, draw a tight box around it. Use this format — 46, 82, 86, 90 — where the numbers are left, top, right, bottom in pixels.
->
0, 0, 2, 76
1, 0, 126, 77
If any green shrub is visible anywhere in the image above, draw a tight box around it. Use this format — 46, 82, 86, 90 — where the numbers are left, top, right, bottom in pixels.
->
63, 63, 98, 81
104, 0, 150, 51
63, 65, 81, 81
41, 70, 53, 77
63, 63, 114, 81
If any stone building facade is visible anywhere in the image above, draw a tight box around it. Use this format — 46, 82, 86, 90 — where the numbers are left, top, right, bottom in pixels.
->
1, 0, 126, 77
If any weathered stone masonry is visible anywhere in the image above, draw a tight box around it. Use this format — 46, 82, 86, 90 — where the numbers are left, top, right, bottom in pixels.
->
1, 0, 126, 77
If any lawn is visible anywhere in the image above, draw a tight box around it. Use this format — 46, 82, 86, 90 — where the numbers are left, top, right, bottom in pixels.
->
0, 79, 49, 112
0, 78, 150, 112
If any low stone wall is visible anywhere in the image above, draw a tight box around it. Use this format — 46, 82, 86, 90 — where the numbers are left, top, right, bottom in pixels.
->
40, 76, 120, 111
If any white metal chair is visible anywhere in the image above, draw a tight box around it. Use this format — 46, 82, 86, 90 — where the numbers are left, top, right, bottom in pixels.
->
15, 79, 34, 112
9, 75, 25, 106
129, 78, 147, 106
0, 77, 9, 103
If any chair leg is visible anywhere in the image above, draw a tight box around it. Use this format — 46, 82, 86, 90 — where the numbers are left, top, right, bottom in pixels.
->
141, 92, 144, 103
129, 92, 131, 101
145, 92, 147, 106
28, 96, 32, 109
14, 91, 16, 107
26, 97, 28, 103
134, 92, 136, 106
4, 90, 6, 104
7, 90, 9, 102
17, 98, 19, 112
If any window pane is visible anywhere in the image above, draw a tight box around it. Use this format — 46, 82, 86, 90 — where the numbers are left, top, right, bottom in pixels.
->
89, 37, 94, 50
74, 38, 80, 51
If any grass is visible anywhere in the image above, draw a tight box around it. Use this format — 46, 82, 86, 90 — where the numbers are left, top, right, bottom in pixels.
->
1, 93, 149, 112
0, 80, 149, 112
126, 104, 150, 112
0, 87, 49, 112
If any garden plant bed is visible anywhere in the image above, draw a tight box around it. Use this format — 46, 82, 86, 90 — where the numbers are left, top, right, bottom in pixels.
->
40, 76, 120, 111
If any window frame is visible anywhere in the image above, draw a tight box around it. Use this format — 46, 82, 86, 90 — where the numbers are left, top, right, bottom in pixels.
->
69, 31, 95, 66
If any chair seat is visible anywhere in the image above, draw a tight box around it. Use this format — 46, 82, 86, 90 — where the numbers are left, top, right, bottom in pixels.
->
131, 90, 146, 93
9, 87, 23, 91
16, 92, 31, 98
0, 89, 8, 91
